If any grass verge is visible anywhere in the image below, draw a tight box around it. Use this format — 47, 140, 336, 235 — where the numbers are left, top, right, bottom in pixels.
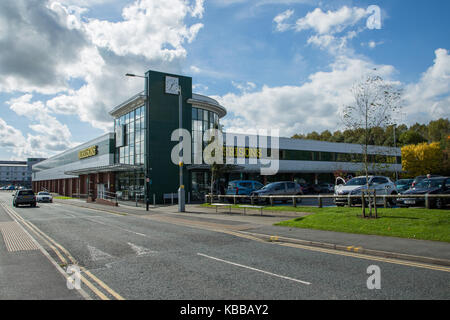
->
201, 203, 450, 242
53, 196, 74, 200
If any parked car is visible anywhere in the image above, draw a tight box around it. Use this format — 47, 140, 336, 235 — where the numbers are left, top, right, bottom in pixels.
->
12, 189, 36, 207
319, 183, 335, 194
395, 179, 414, 194
226, 180, 264, 196
36, 191, 53, 203
411, 175, 443, 188
251, 181, 303, 203
334, 176, 398, 206
397, 177, 450, 209
298, 183, 317, 194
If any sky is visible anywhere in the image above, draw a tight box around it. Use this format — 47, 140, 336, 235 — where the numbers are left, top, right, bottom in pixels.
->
0, 0, 449, 160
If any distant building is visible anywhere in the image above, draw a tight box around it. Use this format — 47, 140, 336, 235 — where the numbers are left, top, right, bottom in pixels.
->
1, 158, 46, 188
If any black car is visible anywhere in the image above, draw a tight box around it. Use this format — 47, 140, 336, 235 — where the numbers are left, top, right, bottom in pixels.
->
397, 177, 450, 209
411, 175, 443, 188
12, 189, 37, 207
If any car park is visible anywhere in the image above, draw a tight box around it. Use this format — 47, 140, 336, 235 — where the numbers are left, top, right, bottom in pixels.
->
12, 189, 37, 207
334, 176, 398, 206
395, 179, 414, 194
36, 191, 53, 203
397, 177, 450, 209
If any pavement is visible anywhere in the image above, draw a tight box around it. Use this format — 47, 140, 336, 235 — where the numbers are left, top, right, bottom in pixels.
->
54, 197, 450, 267
0, 201, 85, 300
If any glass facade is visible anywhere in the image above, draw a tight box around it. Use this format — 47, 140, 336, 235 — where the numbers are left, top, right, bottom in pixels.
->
191, 107, 219, 163
115, 171, 145, 200
115, 105, 145, 165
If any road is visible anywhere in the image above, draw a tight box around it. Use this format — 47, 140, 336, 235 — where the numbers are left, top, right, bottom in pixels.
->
0, 192, 448, 301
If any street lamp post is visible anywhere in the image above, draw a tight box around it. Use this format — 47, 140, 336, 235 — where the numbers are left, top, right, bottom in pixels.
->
125, 73, 150, 211
178, 86, 185, 212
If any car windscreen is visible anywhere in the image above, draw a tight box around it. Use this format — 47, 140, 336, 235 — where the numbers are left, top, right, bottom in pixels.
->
38, 192, 50, 195
416, 179, 445, 189
19, 190, 34, 195
345, 178, 367, 186
261, 183, 276, 190
238, 182, 253, 188
396, 179, 412, 185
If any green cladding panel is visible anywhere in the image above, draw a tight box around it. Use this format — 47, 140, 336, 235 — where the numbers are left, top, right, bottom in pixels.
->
145, 70, 192, 203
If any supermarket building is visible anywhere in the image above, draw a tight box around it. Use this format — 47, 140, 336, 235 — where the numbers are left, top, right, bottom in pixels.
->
32, 70, 402, 203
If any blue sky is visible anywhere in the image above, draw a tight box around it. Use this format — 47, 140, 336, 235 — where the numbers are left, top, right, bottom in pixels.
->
0, 0, 449, 160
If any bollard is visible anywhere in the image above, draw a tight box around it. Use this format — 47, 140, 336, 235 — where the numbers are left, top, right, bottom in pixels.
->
293, 196, 297, 208
270, 196, 274, 206
318, 195, 322, 208
171, 193, 174, 205
374, 190, 377, 218
361, 192, 366, 217
251, 196, 254, 205
347, 194, 352, 207
233, 195, 236, 205
425, 193, 430, 209
188, 192, 190, 204
153, 193, 156, 205
383, 195, 387, 208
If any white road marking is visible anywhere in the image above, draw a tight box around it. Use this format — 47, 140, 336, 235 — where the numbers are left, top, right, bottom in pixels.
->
197, 253, 311, 285
127, 242, 157, 256
87, 245, 114, 261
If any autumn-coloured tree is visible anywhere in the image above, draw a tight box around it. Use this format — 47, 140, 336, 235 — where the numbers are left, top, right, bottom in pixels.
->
401, 142, 443, 177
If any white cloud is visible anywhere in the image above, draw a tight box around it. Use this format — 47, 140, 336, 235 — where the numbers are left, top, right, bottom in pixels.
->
0, 0, 205, 158
295, 6, 367, 35
273, 9, 294, 32
404, 48, 450, 123
0, 118, 26, 149
7, 94, 78, 156
232, 81, 257, 93
215, 56, 396, 137
84, 0, 204, 61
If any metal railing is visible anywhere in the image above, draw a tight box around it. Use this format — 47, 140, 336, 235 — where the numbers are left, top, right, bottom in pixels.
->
205, 193, 450, 209
98, 190, 118, 205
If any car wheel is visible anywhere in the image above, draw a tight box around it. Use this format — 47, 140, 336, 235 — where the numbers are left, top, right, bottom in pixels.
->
435, 198, 443, 209
389, 193, 397, 206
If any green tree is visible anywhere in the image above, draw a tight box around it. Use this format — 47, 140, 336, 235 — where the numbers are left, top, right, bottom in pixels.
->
398, 130, 427, 146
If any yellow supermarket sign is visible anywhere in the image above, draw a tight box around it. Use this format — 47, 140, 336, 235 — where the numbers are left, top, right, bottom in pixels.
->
78, 145, 98, 159
223, 146, 261, 158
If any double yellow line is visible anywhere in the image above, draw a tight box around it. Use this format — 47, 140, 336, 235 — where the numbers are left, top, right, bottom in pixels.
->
0, 201, 125, 300
277, 241, 450, 273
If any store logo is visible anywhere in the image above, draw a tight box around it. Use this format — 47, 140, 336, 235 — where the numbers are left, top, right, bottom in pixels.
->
78, 145, 98, 159
170, 129, 280, 175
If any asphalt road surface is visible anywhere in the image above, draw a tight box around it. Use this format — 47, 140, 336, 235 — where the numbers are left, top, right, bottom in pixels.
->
0, 192, 448, 300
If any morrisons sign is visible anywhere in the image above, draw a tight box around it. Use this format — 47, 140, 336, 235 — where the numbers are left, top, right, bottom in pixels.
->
78, 145, 98, 160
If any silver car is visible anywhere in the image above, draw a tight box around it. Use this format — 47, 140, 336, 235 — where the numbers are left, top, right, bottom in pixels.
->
334, 176, 398, 206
